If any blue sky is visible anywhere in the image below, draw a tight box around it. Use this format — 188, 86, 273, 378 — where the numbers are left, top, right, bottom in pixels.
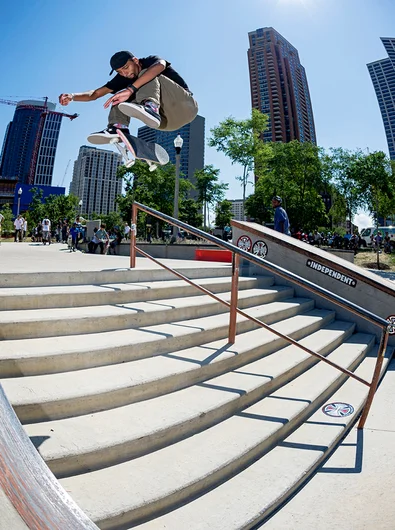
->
1, 0, 394, 228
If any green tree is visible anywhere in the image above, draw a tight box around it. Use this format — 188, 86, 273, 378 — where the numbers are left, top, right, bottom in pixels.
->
0, 204, 14, 237
209, 109, 271, 218
244, 187, 272, 225
194, 165, 228, 230
253, 141, 328, 231
44, 194, 80, 225
326, 147, 364, 227
179, 198, 203, 228
215, 200, 233, 229
117, 160, 193, 236
99, 211, 124, 233
28, 188, 45, 227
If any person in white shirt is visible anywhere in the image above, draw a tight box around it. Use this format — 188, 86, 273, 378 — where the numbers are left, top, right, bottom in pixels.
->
124, 222, 131, 240
42, 218, 51, 244
14, 215, 24, 242
22, 219, 27, 241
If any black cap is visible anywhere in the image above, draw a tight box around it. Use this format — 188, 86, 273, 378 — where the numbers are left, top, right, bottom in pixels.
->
272, 196, 282, 203
109, 51, 135, 75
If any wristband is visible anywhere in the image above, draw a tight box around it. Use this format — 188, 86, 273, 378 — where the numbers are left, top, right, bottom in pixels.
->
127, 84, 138, 94
70, 93, 75, 101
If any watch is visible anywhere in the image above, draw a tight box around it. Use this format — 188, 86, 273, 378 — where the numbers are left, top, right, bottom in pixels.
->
127, 84, 138, 94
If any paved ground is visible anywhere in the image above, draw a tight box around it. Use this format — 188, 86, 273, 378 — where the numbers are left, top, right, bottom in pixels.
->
0, 241, 229, 273
265, 358, 395, 530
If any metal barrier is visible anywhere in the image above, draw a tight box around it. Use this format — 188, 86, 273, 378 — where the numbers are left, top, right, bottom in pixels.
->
130, 202, 390, 430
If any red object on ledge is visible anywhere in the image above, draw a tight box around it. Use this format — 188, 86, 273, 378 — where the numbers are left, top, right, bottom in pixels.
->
195, 248, 233, 263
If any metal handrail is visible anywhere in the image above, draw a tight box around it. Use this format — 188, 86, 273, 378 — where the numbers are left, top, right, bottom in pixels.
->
130, 202, 390, 429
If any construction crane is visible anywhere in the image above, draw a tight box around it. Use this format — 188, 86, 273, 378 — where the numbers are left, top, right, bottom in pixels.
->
0, 97, 78, 184
60, 159, 72, 187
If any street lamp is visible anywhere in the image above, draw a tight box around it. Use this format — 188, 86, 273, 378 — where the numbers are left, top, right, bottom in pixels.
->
171, 134, 183, 243
78, 199, 83, 215
17, 187, 22, 217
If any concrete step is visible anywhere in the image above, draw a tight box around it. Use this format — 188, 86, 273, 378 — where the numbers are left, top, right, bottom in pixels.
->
3, 299, 319, 423
0, 276, 269, 311
26, 316, 345, 478
59, 334, 377, 530
0, 287, 293, 340
0, 265, 234, 288
0, 288, 304, 378
133, 346, 393, 530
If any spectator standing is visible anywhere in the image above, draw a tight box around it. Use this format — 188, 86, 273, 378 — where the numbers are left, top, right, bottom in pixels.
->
14, 215, 24, 242
22, 218, 28, 241
42, 217, 51, 244
68, 223, 79, 252
271, 196, 290, 235
124, 222, 131, 240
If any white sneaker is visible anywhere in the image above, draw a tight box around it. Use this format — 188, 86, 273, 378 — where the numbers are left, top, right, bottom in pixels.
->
118, 101, 161, 128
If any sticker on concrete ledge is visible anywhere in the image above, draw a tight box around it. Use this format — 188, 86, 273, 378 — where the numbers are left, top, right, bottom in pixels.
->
252, 240, 268, 258
322, 402, 354, 417
306, 259, 357, 288
237, 235, 252, 252
387, 315, 395, 335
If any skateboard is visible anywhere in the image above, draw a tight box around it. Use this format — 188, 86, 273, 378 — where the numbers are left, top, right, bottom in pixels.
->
112, 130, 169, 172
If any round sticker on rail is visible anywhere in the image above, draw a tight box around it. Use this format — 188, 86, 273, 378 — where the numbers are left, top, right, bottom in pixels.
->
322, 402, 354, 418
237, 235, 252, 252
252, 240, 268, 258
386, 315, 395, 335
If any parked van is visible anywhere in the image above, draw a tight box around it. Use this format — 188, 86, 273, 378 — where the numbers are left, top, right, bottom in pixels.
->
360, 226, 395, 247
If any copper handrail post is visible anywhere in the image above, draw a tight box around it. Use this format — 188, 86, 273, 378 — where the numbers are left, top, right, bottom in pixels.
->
228, 253, 240, 344
358, 327, 389, 429
130, 203, 137, 268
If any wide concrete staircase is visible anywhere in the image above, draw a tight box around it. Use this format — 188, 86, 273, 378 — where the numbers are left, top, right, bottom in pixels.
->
0, 265, 392, 529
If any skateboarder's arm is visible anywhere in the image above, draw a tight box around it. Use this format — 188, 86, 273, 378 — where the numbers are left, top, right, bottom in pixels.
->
131, 61, 166, 91
104, 61, 166, 108
59, 86, 112, 106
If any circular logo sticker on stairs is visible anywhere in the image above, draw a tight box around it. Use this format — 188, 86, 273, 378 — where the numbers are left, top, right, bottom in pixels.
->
322, 402, 354, 417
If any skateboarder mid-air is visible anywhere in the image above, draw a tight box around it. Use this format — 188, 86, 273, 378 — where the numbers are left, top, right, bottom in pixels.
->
59, 50, 198, 144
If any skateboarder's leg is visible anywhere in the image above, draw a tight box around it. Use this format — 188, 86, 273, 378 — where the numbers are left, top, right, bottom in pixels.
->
156, 75, 198, 131
118, 71, 162, 129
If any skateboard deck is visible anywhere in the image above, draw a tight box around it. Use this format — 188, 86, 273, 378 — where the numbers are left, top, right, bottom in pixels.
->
113, 130, 169, 171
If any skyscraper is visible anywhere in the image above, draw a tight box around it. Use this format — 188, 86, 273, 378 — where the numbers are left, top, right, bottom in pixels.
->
137, 115, 205, 196
69, 146, 122, 216
367, 38, 395, 160
0, 100, 62, 186
248, 27, 316, 144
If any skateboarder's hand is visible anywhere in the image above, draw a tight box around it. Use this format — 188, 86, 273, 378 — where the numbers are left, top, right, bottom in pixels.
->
59, 93, 73, 106
104, 90, 131, 109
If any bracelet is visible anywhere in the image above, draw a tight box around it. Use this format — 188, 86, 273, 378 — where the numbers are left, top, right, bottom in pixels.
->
70, 93, 75, 101
127, 84, 138, 94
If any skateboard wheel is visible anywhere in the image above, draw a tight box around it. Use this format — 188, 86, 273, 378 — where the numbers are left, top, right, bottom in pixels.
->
148, 163, 158, 172
125, 160, 135, 168
110, 138, 120, 144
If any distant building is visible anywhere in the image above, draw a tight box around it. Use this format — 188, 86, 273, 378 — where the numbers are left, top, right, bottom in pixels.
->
11, 184, 65, 217
247, 27, 316, 144
229, 199, 246, 221
367, 38, 395, 160
137, 115, 205, 197
69, 146, 122, 216
0, 100, 62, 186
